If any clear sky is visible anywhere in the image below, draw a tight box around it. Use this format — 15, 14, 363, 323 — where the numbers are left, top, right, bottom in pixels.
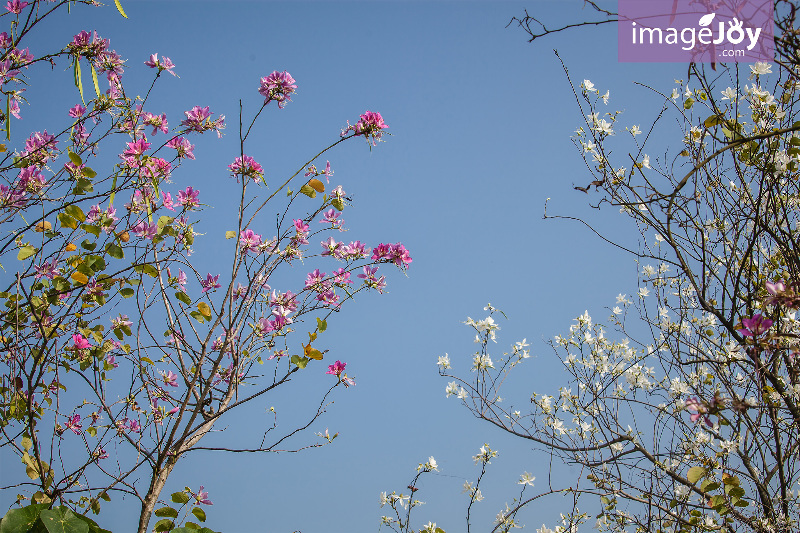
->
3, 1, 688, 531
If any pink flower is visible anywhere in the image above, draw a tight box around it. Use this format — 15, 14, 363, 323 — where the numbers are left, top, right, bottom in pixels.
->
144, 53, 177, 76
192, 486, 213, 505
68, 104, 86, 118
5, 0, 28, 15
228, 154, 263, 183
372, 243, 412, 268
319, 209, 343, 230
142, 111, 168, 135
332, 268, 352, 285
162, 191, 176, 211
160, 370, 179, 387
347, 110, 388, 145
65, 414, 82, 435
239, 228, 262, 253
131, 220, 157, 240
34, 258, 60, 280
685, 397, 712, 427
326, 360, 346, 377
201, 273, 221, 294
166, 136, 195, 160
127, 418, 141, 433
121, 138, 151, 161
0, 32, 11, 48
177, 186, 200, 209
71, 334, 91, 350
258, 70, 297, 108
304, 269, 328, 291
181, 106, 225, 137
738, 314, 773, 337
766, 280, 786, 295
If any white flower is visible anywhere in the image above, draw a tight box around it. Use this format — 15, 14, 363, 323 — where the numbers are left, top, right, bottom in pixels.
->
581, 79, 595, 91
641, 154, 651, 169
750, 61, 772, 77
629, 124, 641, 136
675, 484, 690, 498
638, 287, 650, 298
518, 472, 536, 486
721, 87, 737, 100
537, 525, 555, 533
445, 381, 459, 398
612, 306, 622, 315
670, 88, 680, 100
601, 90, 610, 104
594, 118, 614, 135
437, 353, 451, 369
379, 491, 389, 506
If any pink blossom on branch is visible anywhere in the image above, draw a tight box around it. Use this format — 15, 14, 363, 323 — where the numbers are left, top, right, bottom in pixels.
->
228, 154, 264, 183
326, 360, 346, 377
343, 111, 389, 146
258, 70, 297, 108
5, 0, 28, 15
684, 397, 712, 427
200, 273, 221, 294
144, 52, 177, 76
737, 314, 773, 337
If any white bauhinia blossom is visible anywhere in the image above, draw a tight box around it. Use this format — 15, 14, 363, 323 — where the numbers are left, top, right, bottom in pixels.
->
518, 472, 536, 486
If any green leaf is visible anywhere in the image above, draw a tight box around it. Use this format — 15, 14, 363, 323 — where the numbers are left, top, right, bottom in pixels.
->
90, 65, 100, 98
68, 151, 82, 166
700, 480, 720, 493
225, 231, 236, 239
39, 507, 89, 533
134, 264, 159, 278
113, 0, 127, 18
299, 184, 316, 198
105, 243, 124, 260
290, 355, 309, 369
331, 198, 344, 211
154, 507, 178, 518
683, 97, 694, 110
80, 240, 97, 252
21, 437, 32, 451
191, 507, 206, 523
0, 503, 50, 533
85, 426, 97, 437
171, 528, 219, 533
175, 292, 192, 306
64, 205, 86, 223
316, 317, 327, 332
171, 492, 190, 505
119, 288, 134, 298
82, 167, 97, 179
189, 311, 205, 323
58, 212, 78, 230
81, 225, 101, 237
687, 466, 706, 484
72, 513, 111, 533
153, 519, 173, 532
17, 245, 36, 261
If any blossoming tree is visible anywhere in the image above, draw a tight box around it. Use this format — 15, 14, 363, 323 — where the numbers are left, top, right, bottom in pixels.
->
0, 2, 411, 532
384, 2, 800, 532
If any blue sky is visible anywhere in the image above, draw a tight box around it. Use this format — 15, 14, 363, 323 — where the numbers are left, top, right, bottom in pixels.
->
3, 1, 691, 531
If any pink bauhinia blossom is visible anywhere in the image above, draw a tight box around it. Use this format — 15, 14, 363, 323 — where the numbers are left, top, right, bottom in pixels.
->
738, 314, 773, 337
201, 273, 220, 294
71, 334, 91, 350
258, 70, 297, 108
685, 397, 712, 427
